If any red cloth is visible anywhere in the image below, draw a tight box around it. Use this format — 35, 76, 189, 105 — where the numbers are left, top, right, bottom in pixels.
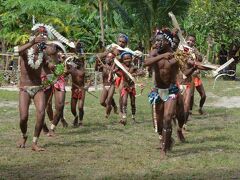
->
54, 75, 65, 91
121, 87, 136, 97
193, 77, 202, 87
72, 88, 83, 99
115, 70, 123, 88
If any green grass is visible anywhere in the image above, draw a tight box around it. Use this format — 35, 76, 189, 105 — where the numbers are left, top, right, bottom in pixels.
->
1, 78, 240, 179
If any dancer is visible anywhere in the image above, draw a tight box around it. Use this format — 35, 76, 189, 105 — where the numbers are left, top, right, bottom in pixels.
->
186, 35, 206, 115
144, 29, 178, 157
15, 25, 50, 151
67, 57, 87, 127
95, 52, 118, 118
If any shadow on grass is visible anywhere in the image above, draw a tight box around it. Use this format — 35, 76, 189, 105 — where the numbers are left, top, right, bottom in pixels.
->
43, 138, 121, 148
0, 163, 76, 180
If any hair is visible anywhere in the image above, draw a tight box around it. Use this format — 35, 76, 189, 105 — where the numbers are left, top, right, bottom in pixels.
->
187, 34, 196, 40
120, 51, 132, 60
118, 33, 129, 43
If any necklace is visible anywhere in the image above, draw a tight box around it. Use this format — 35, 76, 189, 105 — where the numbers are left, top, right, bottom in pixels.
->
27, 48, 43, 69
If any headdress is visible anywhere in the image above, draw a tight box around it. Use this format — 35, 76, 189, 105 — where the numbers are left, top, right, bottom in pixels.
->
156, 28, 174, 47
31, 23, 75, 48
118, 33, 129, 43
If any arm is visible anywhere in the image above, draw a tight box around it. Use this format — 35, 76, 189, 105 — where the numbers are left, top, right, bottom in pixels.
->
144, 52, 173, 66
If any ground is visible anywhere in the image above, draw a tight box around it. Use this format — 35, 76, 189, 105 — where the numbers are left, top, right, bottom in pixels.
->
1, 77, 240, 180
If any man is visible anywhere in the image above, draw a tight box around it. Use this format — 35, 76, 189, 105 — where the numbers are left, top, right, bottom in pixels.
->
144, 29, 179, 157
15, 26, 50, 151
95, 52, 118, 118
187, 35, 206, 115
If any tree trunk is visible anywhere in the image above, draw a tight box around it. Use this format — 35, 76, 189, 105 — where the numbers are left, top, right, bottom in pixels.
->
98, 0, 105, 46
1, 40, 6, 70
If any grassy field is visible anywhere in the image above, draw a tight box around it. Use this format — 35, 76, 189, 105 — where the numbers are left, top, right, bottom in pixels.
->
1, 77, 240, 180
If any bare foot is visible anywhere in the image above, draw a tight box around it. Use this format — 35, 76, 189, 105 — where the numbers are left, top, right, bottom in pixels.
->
132, 115, 136, 123
105, 114, 109, 119
160, 150, 167, 159
177, 130, 185, 143
32, 143, 45, 152
47, 130, 55, 137
42, 124, 49, 135
72, 116, 79, 127
113, 106, 119, 114
198, 108, 205, 115
17, 136, 28, 148
61, 118, 68, 128
119, 119, 127, 126
79, 121, 83, 127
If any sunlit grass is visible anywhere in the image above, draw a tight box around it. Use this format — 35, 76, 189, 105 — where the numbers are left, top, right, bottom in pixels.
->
1, 77, 240, 179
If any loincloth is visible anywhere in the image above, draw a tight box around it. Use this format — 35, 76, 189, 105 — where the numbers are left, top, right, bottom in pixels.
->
54, 75, 65, 91
41, 74, 65, 92
72, 88, 83, 100
19, 85, 43, 98
177, 82, 192, 95
148, 84, 179, 104
193, 77, 202, 87
121, 87, 136, 97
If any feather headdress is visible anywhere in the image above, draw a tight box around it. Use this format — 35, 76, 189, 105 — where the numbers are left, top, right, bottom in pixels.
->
31, 23, 75, 48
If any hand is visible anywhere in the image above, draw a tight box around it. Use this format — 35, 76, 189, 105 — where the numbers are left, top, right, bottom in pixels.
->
48, 63, 56, 71
112, 47, 120, 56
34, 34, 46, 44
163, 52, 173, 59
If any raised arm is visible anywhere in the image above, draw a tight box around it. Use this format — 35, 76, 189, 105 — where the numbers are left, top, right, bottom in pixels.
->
144, 52, 173, 66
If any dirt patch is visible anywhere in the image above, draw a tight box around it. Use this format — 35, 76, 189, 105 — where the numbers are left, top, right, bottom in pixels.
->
206, 92, 240, 108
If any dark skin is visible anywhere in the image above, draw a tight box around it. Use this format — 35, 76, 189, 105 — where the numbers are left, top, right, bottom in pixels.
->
97, 36, 128, 115
42, 46, 68, 136
17, 34, 49, 151
118, 54, 141, 125
178, 53, 211, 124
186, 35, 206, 115
144, 36, 178, 157
96, 53, 118, 118
67, 61, 86, 127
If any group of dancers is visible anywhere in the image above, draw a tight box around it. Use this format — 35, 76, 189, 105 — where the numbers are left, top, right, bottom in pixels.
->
14, 22, 212, 158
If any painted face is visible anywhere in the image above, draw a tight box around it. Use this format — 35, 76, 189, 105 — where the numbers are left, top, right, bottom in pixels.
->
187, 36, 196, 47
117, 37, 127, 48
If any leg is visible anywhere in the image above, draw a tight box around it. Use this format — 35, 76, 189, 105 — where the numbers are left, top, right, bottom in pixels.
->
71, 97, 79, 127
32, 91, 46, 151
176, 94, 185, 142
78, 90, 85, 126
183, 87, 192, 125
196, 84, 206, 114
129, 93, 136, 122
152, 102, 164, 149
18, 90, 31, 148
120, 92, 128, 125
100, 87, 108, 107
60, 110, 68, 128
161, 99, 177, 157
111, 98, 118, 114
42, 88, 53, 133
49, 90, 65, 134
189, 86, 195, 114
105, 85, 115, 118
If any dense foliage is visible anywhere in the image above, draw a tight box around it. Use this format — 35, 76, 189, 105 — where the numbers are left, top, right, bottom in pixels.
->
0, 0, 239, 54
